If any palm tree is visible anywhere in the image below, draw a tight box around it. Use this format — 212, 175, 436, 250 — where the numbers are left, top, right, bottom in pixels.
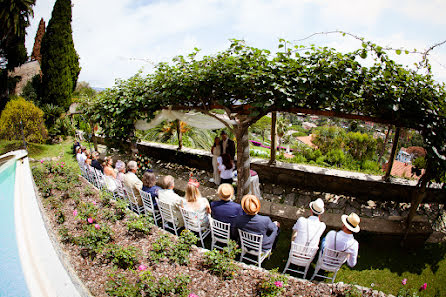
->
0, 0, 36, 41
138, 121, 214, 150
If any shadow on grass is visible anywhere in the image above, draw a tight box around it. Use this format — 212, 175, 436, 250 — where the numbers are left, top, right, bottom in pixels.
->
0, 140, 45, 157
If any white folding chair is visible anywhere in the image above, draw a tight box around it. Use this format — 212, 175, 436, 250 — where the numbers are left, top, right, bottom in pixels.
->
283, 242, 319, 279
238, 229, 272, 268
155, 198, 181, 236
209, 216, 231, 250
78, 161, 88, 179
123, 185, 144, 215
180, 208, 210, 248
85, 165, 95, 184
93, 168, 105, 190
310, 247, 349, 283
139, 190, 161, 226
114, 179, 126, 201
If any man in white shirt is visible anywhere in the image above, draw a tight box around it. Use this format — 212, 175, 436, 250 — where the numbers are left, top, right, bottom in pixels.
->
291, 198, 326, 247
322, 212, 360, 267
123, 160, 143, 206
76, 146, 87, 164
158, 175, 185, 227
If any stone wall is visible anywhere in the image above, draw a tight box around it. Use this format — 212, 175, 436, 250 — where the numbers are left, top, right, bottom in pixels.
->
98, 138, 445, 203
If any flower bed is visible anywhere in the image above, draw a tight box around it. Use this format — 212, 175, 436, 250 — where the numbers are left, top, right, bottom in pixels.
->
32, 160, 388, 297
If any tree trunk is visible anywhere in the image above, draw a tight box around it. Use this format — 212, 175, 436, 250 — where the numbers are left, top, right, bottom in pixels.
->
378, 126, 392, 164
384, 126, 400, 181
269, 112, 277, 165
235, 121, 251, 202
176, 119, 183, 150
129, 130, 138, 158
402, 169, 429, 244
89, 120, 99, 152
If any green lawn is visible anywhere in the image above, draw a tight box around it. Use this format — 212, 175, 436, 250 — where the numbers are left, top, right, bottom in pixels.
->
2, 139, 444, 296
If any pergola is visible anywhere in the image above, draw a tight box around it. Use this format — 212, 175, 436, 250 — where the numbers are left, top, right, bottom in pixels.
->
85, 40, 446, 238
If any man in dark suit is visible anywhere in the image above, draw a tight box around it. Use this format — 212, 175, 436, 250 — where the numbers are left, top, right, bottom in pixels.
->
234, 195, 280, 251
211, 184, 243, 226
91, 152, 103, 173
220, 131, 236, 161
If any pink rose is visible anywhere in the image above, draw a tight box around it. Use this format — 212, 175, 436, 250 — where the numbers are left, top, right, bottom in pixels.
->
138, 264, 147, 271
73, 210, 78, 216
94, 224, 100, 230
188, 294, 199, 297
274, 281, 283, 288
420, 283, 427, 291
402, 279, 407, 285
92, 201, 97, 206
40, 160, 44, 164
87, 217, 94, 224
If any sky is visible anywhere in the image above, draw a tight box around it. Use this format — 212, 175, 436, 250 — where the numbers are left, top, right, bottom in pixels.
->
25, 0, 446, 89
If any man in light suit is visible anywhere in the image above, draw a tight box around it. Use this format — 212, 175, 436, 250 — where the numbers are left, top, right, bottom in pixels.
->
158, 175, 185, 227
123, 160, 143, 206
220, 131, 236, 161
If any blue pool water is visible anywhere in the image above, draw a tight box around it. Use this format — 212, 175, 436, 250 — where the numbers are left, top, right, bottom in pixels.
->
0, 160, 30, 297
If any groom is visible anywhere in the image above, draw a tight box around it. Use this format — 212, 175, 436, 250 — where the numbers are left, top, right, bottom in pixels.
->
220, 131, 236, 161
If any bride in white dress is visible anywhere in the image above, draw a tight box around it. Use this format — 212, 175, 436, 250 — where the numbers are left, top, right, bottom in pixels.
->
211, 136, 221, 185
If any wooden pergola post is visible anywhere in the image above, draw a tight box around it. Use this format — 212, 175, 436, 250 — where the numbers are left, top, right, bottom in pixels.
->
176, 119, 183, 150
377, 125, 392, 164
384, 126, 401, 181
269, 111, 277, 165
89, 120, 99, 152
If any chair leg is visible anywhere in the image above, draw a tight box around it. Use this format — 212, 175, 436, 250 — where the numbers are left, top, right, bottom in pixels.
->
303, 265, 310, 279
332, 270, 338, 284
173, 224, 178, 236
152, 213, 158, 227
200, 232, 205, 248
310, 268, 319, 281
283, 259, 291, 274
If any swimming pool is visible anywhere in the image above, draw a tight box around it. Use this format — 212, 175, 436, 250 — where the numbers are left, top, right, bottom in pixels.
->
0, 157, 30, 297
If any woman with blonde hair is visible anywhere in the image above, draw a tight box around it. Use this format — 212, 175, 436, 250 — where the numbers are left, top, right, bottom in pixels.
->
183, 179, 211, 223
103, 157, 116, 178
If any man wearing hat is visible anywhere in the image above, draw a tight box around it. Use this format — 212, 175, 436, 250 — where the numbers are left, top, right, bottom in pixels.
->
322, 212, 360, 267
291, 198, 326, 247
211, 184, 243, 226
234, 195, 280, 251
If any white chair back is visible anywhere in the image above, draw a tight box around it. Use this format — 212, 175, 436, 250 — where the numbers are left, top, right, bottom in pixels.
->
238, 229, 271, 267
209, 217, 231, 250
156, 198, 180, 236
180, 207, 210, 248
318, 247, 349, 272
139, 190, 161, 226
123, 185, 143, 215
283, 242, 319, 278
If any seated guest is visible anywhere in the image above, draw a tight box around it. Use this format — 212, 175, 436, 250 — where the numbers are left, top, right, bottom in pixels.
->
158, 175, 185, 227
103, 157, 116, 178
84, 152, 92, 166
123, 161, 143, 206
115, 160, 126, 182
73, 140, 80, 155
218, 153, 234, 185
142, 171, 161, 209
322, 213, 360, 267
291, 198, 326, 247
183, 179, 211, 224
76, 146, 87, 164
91, 152, 103, 173
211, 184, 243, 226
234, 195, 280, 251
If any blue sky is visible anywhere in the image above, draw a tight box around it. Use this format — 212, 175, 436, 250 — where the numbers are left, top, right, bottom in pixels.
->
26, 0, 446, 88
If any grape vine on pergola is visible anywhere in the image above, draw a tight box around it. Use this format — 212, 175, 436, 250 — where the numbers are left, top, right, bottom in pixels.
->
87, 39, 446, 236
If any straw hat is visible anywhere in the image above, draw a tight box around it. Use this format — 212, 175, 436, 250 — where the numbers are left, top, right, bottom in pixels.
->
309, 198, 325, 215
241, 195, 261, 215
341, 213, 361, 233
218, 184, 234, 201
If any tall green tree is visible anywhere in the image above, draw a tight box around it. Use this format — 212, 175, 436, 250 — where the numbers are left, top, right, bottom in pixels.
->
0, 0, 35, 107
40, 0, 80, 109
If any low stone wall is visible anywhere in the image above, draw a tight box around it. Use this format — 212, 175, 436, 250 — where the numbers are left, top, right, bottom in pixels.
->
98, 138, 445, 203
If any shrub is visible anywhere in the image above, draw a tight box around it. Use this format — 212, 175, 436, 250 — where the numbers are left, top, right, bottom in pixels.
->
257, 269, 288, 297
360, 160, 381, 172
58, 226, 73, 243
76, 201, 99, 221
75, 223, 113, 252
148, 230, 197, 265
203, 240, 240, 279
127, 215, 153, 236
140, 271, 190, 297
325, 148, 346, 166
0, 97, 48, 143
103, 244, 140, 269
106, 272, 141, 297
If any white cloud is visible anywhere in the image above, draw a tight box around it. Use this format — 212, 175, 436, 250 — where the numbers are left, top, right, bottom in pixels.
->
25, 0, 446, 87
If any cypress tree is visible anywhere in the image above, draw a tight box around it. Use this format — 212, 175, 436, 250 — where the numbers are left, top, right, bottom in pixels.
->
40, 0, 80, 109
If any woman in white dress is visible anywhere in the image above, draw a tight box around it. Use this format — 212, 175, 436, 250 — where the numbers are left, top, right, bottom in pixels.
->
211, 136, 221, 184
183, 181, 211, 225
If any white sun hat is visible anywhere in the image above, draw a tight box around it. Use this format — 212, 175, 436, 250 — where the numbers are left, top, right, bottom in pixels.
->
341, 213, 361, 233
309, 198, 325, 215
